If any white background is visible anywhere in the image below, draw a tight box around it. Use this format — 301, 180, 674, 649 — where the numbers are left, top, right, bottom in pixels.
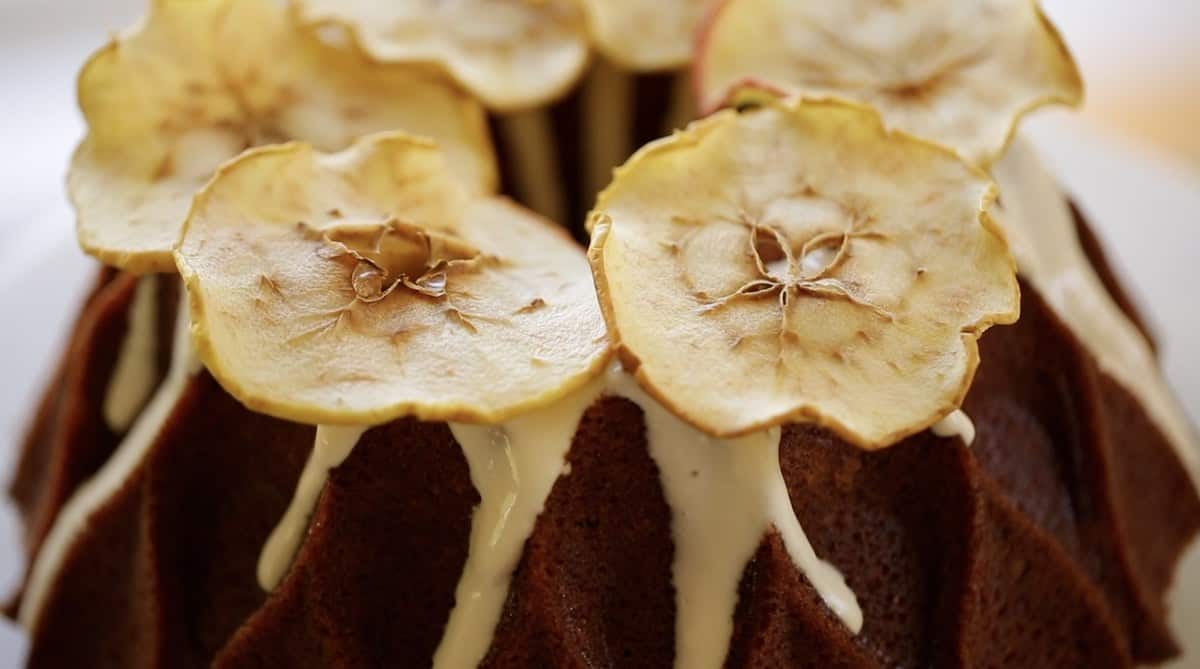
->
0, 0, 1196, 665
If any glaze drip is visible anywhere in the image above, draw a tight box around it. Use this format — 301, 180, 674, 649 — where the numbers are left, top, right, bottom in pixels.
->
605, 368, 862, 669
427, 365, 862, 668
497, 109, 566, 225
435, 378, 604, 669
931, 409, 976, 446
995, 138, 1200, 490
257, 424, 368, 591
247, 368, 862, 668
20, 289, 201, 631
103, 273, 158, 432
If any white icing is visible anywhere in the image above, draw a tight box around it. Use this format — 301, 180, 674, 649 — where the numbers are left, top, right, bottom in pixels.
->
606, 368, 862, 669
257, 424, 369, 591
103, 274, 159, 433
582, 58, 633, 210
433, 377, 604, 669
19, 289, 201, 632
931, 409, 976, 446
994, 138, 1200, 490
497, 109, 567, 226
426, 366, 861, 668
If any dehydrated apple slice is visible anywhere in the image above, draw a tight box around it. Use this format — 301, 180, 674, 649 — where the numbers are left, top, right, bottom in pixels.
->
580, 0, 715, 71
296, 0, 589, 111
176, 133, 609, 426
695, 0, 1083, 165
71, 0, 496, 273
588, 98, 1019, 447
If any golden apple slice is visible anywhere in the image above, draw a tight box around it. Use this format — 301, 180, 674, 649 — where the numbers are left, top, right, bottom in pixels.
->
695, 0, 1083, 165
176, 133, 609, 426
71, 0, 496, 273
296, 0, 589, 111
588, 98, 1019, 447
580, 0, 716, 71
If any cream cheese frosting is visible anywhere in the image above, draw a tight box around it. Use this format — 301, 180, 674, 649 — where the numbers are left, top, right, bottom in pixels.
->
257, 425, 369, 591
605, 368, 862, 669
931, 409, 977, 446
251, 364, 861, 669
102, 273, 159, 432
20, 290, 201, 632
434, 378, 603, 668
496, 110, 568, 225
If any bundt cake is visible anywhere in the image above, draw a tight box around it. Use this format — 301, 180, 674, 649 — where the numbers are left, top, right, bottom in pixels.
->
7, 0, 1200, 667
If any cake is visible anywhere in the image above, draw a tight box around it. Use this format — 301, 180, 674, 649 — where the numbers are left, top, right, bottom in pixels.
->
7, 0, 1200, 667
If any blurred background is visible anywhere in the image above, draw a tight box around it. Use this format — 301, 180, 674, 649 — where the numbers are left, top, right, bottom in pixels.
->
1046, 1, 1200, 162
0, 0, 1197, 664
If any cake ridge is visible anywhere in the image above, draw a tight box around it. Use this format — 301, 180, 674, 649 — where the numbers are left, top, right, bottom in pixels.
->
994, 138, 1200, 492
17, 285, 199, 633
436, 379, 603, 668
101, 274, 159, 433
11, 274, 1199, 665
6, 0, 1200, 665
604, 366, 862, 668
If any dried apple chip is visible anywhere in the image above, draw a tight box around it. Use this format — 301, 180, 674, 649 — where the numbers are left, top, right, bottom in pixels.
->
588, 98, 1019, 447
580, 0, 716, 71
71, 0, 496, 273
695, 0, 1083, 165
296, 0, 589, 111
176, 133, 609, 426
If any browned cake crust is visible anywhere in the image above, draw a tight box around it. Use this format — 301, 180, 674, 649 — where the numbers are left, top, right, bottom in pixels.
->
8, 261, 1199, 667
1070, 200, 1158, 351
7, 270, 139, 618
10, 269, 122, 553
7, 272, 178, 615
